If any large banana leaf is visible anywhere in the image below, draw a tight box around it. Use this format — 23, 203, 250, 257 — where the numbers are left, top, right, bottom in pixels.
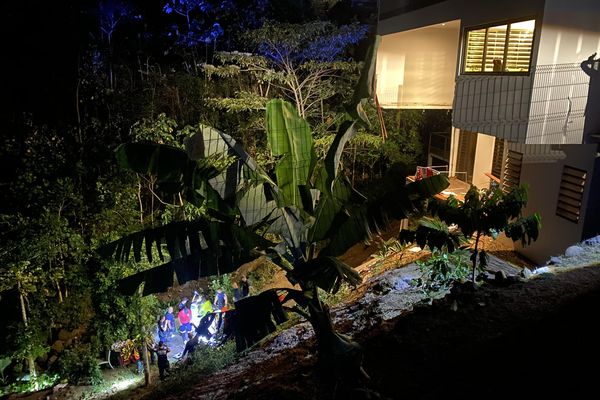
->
321, 173, 450, 257
233, 289, 288, 351
324, 121, 358, 192
98, 220, 272, 295
115, 142, 221, 208
287, 256, 361, 294
266, 99, 317, 209
308, 166, 363, 244
350, 35, 380, 124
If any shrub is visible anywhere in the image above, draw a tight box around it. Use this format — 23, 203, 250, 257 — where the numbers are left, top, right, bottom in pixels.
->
58, 343, 103, 386
414, 249, 470, 296
146, 341, 237, 399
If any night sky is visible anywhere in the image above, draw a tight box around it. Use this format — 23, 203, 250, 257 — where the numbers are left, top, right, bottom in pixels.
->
1, 0, 167, 124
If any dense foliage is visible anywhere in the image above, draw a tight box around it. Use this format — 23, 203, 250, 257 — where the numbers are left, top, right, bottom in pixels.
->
0, 0, 441, 393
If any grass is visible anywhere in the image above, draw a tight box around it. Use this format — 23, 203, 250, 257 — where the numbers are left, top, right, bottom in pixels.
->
143, 341, 237, 400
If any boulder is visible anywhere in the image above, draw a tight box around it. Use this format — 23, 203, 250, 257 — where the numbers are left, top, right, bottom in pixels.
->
521, 267, 533, 279
495, 270, 507, 283
534, 266, 551, 275
547, 256, 562, 266
53, 383, 68, 393
565, 245, 584, 257
583, 235, 600, 246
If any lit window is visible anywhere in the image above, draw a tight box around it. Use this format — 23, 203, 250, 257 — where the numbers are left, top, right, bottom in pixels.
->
463, 19, 535, 73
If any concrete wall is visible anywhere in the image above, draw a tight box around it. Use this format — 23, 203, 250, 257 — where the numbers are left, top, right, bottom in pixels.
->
517, 144, 598, 264
377, 21, 460, 108
379, 0, 545, 36
526, 0, 600, 144
472, 134, 496, 188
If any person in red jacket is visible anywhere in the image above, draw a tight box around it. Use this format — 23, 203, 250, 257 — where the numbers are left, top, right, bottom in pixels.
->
178, 301, 193, 343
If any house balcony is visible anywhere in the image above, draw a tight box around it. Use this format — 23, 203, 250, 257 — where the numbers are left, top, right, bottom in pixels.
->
453, 62, 590, 145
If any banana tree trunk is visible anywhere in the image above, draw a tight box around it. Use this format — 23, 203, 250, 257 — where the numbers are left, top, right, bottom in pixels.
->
305, 288, 366, 383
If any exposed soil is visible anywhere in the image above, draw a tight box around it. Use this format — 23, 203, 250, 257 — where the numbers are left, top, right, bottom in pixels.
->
22, 229, 600, 400
145, 263, 600, 400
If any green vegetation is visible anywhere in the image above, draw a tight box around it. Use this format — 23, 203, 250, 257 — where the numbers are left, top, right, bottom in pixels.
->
414, 250, 471, 296
0, 0, 446, 395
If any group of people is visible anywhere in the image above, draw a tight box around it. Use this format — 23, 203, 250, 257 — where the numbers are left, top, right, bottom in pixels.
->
153, 276, 251, 380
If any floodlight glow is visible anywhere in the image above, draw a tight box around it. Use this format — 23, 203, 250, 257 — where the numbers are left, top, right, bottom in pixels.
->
111, 377, 138, 392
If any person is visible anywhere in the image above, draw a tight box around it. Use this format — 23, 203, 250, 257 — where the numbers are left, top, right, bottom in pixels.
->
232, 282, 242, 303
157, 315, 170, 342
165, 306, 176, 336
156, 341, 170, 380
195, 311, 216, 341
214, 287, 228, 310
178, 301, 193, 342
240, 276, 250, 298
199, 295, 213, 317
180, 332, 199, 362
213, 288, 228, 333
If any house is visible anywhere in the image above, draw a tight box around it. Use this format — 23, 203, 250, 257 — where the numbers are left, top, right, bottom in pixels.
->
376, 0, 600, 264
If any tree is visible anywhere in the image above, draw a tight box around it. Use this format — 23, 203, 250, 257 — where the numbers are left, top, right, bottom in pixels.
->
411, 185, 542, 283
97, 36, 450, 391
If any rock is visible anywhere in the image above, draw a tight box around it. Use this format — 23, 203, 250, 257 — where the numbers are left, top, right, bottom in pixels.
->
547, 256, 562, 266
53, 383, 68, 393
583, 235, 600, 246
534, 266, 551, 275
565, 245, 584, 257
393, 278, 410, 291
521, 267, 533, 279
495, 270, 507, 283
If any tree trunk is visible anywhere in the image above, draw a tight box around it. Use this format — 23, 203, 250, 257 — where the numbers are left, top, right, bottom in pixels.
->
471, 232, 482, 283
138, 288, 151, 386
18, 283, 37, 389
305, 288, 367, 386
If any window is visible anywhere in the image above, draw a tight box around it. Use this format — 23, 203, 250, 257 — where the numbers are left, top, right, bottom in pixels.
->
556, 166, 586, 223
463, 19, 535, 73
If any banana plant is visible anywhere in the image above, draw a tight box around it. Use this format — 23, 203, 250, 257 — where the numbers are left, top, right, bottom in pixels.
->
98, 36, 451, 385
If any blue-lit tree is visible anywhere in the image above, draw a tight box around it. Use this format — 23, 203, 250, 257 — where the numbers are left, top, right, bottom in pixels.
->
210, 21, 369, 119
163, 0, 270, 73
98, 0, 137, 89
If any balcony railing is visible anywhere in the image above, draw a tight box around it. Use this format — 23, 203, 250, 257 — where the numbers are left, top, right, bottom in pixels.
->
453, 62, 590, 144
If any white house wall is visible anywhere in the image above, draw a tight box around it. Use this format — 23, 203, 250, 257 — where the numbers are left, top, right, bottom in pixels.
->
378, 0, 545, 37
516, 144, 598, 264
526, 0, 600, 144
376, 21, 460, 108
